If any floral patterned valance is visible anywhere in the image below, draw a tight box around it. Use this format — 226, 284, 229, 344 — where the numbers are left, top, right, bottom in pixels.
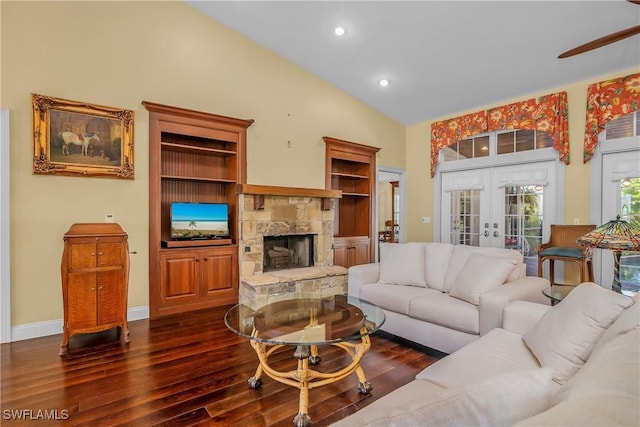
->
430, 111, 488, 177
430, 91, 569, 177
584, 72, 640, 163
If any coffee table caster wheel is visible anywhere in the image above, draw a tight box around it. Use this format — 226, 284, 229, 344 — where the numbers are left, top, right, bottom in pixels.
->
248, 376, 262, 389
293, 412, 311, 427
309, 355, 321, 365
358, 381, 372, 394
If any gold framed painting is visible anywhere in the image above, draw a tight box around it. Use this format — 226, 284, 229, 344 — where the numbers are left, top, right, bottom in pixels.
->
32, 93, 135, 179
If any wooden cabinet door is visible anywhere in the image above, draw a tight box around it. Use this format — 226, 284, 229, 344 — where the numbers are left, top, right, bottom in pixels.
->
67, 273, 98, 329
333, 237, 370, 268
352, 238, 371, 266
202, 247, 237, 296
97, 268, 125, 325
159, 251, 200, 304
333, 239, 349, 268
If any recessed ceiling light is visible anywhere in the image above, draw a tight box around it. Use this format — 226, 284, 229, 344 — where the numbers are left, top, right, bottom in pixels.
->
334, 26, 347, 36
378, 78, 390, 87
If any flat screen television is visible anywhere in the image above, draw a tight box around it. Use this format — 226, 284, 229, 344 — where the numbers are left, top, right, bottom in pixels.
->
170, 202, 229, 239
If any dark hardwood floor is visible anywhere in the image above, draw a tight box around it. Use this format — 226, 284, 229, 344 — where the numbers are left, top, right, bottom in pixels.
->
1, 305, 443, 426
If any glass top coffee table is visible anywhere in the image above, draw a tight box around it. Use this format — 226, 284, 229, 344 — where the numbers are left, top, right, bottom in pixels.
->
542, 284, 575, 305
224, 294, 385, 426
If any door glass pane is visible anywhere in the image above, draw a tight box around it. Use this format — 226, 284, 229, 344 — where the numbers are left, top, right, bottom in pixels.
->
450, 190, 480, 246
504, 185, 543, 275
620, 177, 640, 296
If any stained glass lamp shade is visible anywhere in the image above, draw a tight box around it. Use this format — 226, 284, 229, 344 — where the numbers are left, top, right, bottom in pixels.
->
577, 216, 640, 293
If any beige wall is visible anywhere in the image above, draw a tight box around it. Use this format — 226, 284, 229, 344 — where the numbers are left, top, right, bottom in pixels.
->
404, 67, 640, 243
1, 1, 405, 326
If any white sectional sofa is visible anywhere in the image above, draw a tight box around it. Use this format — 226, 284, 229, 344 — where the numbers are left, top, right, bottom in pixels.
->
334, 283, 639, 426
348, 242, 550, 353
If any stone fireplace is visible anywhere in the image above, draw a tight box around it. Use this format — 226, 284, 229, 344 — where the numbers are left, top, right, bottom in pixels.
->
237, 185, 347, 309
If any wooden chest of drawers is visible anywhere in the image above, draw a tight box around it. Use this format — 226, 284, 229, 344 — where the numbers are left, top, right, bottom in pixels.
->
60, 223, 129, 355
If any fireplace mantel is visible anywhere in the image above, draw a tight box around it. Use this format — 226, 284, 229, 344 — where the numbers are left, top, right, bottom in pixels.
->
237, 184, 342, 199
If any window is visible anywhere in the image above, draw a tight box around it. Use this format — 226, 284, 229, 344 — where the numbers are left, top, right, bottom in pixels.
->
441, 130, 554, 162
497, 130, 554, 154
605, 111, 639, 140
442, 135, 489, 160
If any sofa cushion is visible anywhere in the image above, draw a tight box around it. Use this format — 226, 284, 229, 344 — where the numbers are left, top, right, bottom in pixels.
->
523, 282, 633, 384
514, 395, 639, 427
359, 283, 438, 315
408, 292, 479, 334
443, 245, 523, 292
361, 368, 554, 427
553, 328, 639, 404
330, 378, 446, 426
423, 242, 453, 291
417, 328, 543, 387
378, 243, 426, 287
449, 253, 517, 305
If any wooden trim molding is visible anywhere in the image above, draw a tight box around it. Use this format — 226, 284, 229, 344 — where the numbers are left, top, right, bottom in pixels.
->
142, 101, 254, 129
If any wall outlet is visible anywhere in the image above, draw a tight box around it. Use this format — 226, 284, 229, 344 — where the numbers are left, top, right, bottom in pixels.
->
421, 216, 431, 224
573, 218, 580, 225
105, 213, 115, 223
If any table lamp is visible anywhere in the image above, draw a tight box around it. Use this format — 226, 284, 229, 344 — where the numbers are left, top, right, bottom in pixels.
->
577, 216, 640, 293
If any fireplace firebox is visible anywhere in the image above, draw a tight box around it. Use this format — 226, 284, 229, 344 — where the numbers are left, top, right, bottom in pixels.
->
263, 234, 314, 272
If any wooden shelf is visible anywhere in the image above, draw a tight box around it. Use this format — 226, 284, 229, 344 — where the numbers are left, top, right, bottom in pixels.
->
162, 238, 233, 248
331, 172, 368, 180
161, 142, 236, 156
161, 175, 237, 183
340, 192, 370, 197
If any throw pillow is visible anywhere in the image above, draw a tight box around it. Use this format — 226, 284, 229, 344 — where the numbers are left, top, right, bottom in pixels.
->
367, 368, 554, 427
523, 282, 634, 384
423, 242, 453, 291
378, 243, 426, 287
448, 253, 517, 305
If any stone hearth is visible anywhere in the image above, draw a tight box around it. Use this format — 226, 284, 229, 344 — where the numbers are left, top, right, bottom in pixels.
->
238, 185, 347, 309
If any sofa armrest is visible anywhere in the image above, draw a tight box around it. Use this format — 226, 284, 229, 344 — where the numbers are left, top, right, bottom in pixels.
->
502, 300, 552, 336
347, 263, 380, 297
478, 276, 550, 335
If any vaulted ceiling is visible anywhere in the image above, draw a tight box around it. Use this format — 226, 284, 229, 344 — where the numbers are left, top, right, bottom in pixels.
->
186, 1, 640, 125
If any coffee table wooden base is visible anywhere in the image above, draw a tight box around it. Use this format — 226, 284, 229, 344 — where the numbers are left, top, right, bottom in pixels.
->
247, 328, 372, 426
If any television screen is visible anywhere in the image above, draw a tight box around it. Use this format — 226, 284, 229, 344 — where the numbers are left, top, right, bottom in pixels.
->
170, 202, 229, 239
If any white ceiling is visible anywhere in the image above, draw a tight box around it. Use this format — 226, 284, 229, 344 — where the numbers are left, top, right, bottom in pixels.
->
186, 1, 640, 125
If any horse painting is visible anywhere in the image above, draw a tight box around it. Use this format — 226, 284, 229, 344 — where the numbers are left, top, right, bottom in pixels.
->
59, 132, 100, 156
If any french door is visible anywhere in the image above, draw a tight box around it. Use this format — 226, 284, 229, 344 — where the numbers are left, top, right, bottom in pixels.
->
601, 150, 640, 295
441, 162, 556, 262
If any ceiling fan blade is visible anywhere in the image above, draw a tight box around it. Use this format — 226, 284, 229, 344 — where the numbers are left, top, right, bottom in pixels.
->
558, 24, 640, 58
627, 0, 640, 4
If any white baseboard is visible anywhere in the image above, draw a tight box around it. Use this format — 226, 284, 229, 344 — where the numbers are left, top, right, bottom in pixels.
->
9, 306, 150, 343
